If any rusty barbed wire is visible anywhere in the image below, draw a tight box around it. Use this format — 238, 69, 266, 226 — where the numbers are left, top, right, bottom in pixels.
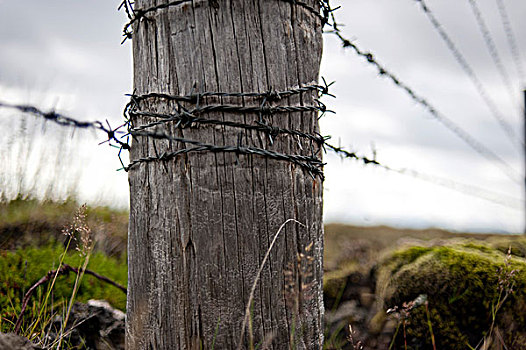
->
495, 0, 525, 84
325, 12, 522, 185
415, 0, 522, 150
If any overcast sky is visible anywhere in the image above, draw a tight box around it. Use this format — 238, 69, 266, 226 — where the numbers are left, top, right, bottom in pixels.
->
0, 0, 525, 233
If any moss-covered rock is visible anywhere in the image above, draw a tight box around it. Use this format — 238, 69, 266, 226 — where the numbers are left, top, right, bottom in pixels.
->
376, 240, 526, 350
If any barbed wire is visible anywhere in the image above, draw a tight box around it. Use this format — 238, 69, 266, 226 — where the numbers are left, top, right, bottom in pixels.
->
128, 83, 333, 103
394, 167, 523, 211
467, 0, 517, 110
0, 100, 129, 149
326, 143, 523, 211
1, 97, 520, 211
119, 0, 334, 43
123, 80, 337, 178
415, 0, 522, 150
2, 0, 522, 216
128, 130, 325, 177
495, 0, 525, 84
117, 0, 135, 20
325, 9, 522, 185
128, 110, 328, 145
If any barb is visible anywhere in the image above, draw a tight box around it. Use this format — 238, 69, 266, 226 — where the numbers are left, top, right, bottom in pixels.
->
326, 143, 523, 211
117, 0, 135, 20
495, 0, 525, 83
0, 100, 129, 150
129, 82, 333, 103
120, 0, 193, 42
326, 22, 522, 184
129, 109, 327, 145
415, 0, 522, 150
278, 0, 328, 24
120, 0, 334, 42
127, 130, 325, 178
325, 143, 380, 166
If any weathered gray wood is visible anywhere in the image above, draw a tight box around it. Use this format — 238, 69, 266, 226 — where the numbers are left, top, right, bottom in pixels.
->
127, 0, 324, 348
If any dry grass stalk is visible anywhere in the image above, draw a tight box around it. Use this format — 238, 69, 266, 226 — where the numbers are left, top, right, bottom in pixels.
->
347, 325, 364, 350
236, 219, 304, 350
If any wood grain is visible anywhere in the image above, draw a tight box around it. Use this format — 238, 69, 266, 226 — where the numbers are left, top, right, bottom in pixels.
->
127, 1, 324, 348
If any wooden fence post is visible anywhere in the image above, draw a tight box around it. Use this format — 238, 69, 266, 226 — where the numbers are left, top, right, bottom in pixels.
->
126, 0, 325, 348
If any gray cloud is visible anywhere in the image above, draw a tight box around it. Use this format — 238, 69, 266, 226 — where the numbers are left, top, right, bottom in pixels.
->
0, 0, 524, 232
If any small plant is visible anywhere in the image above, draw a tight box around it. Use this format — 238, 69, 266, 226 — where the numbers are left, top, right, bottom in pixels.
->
387, 294, 428, 350
284, 241, 316, 350
473, 246, 517, 350
56, 204, 94, 349
1, 204, 127, 349
346, 325, 364, 350
237, 219, 304, 350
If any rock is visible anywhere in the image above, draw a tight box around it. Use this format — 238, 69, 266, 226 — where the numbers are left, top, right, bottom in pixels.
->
376, 241, 526, 350
46, 300, 124, 350
325, 300, 365, 325
87, 300, 125, 321
358, 291, 375, 308
0, 333, 42, 350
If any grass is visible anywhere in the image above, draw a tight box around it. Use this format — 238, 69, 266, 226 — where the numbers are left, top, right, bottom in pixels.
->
0, 201, 127, 349
2, 198, 525, 349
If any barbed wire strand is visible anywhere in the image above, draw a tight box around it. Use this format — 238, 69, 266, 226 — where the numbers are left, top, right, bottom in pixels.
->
128, 110, 327, 145
117, 0, 135, 20
3, 0, 521, 214
128, 83, 333, 103
125, 81, 333, 139
119, 0, 331, 43
1, 98, 520, 211
495, 0, 526, 83
0, 101, 129, 149
415, 0, 522, 150
326, 143, 523, 211
128, 130, 325, 178
326, 28, 522, 185
467, 0, 518, 111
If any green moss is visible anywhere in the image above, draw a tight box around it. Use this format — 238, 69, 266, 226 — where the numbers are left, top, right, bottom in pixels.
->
488, 237, 526, 258
377, 242, 526, 350
0, 243, 127, 334
383, 246, 433, 275
323, 260, 358, 300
